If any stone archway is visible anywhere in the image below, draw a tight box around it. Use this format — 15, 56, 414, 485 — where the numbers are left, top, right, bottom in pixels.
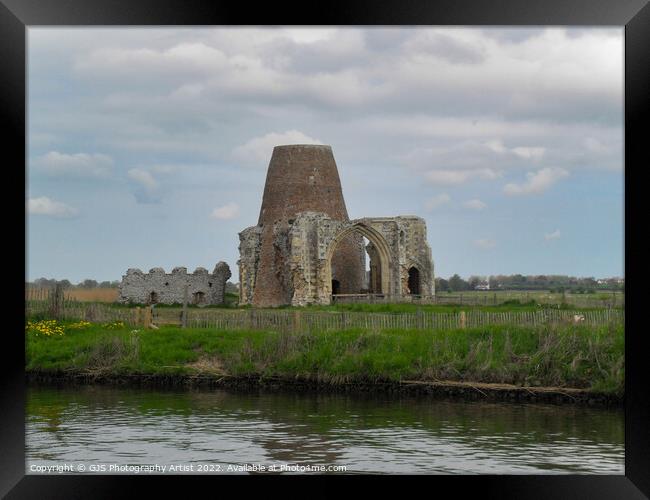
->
324, 222, 392, 299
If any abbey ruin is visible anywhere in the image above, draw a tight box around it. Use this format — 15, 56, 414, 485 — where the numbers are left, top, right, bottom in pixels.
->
118, 262, 231, 306
238, 145, 435, 307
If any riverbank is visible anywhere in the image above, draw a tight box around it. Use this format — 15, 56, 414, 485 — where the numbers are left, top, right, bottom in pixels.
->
25, 320, 624, 404
25, 370, 622, 406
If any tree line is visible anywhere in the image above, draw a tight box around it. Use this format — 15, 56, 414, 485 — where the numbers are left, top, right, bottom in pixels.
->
28, 278, 241, 293
435, 274, 624, 293
27, 278, 120, 289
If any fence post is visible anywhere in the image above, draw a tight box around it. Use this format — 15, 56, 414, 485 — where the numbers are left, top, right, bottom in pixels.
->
134, 306, 141, 327
459, 310, 466, 329
182, 284, 188, 328
49, 284, 64, 320
293, 310, 302, 333
143, 306, 152, 329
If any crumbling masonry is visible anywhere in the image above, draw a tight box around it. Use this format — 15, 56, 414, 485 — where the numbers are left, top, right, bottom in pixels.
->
238, 145, 435, 307
118, 262, 231, 305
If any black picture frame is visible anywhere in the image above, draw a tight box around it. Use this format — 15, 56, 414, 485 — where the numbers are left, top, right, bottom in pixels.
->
3, 0, 648, 497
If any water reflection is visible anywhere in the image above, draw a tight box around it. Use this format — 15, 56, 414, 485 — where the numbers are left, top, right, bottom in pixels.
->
26, 385, 624, 474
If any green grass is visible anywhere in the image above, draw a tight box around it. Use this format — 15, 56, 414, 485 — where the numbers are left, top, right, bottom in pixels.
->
266, 299, 621, 313
25, 320, 624, 396
298, 301, 544, 313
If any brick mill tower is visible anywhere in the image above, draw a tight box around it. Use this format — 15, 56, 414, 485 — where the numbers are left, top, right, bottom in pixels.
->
239, 145, 365, 307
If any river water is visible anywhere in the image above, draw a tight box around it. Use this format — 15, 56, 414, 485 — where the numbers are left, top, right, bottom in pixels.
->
26, 384, 624, 474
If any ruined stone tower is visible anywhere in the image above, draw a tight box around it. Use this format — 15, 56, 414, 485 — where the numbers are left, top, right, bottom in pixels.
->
243, 144, 365, 307
239, 144, 435, 307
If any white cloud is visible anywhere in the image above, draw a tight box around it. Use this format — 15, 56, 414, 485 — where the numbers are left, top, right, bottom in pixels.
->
511, 146, 546, 160
232, 130, 323, 167
281, 28, 338, 44
210, 202, 240, 220
425, 168, 500, 185
33, 151, 113, 178
127, 168, 166, 203
473, 238, 496, 249
503, 167, 569, 195
75, 42, 231, 80
424, 193, 451, 210
463, 199, 487, 210
27, 197, 78, 218
484, 140, 545, 161
127, 168, 158, 190
545, 229, 561, 240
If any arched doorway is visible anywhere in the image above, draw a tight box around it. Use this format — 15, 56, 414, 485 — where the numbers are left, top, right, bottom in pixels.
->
325, 223, 392, 300
329, 232, 365, 295
408, 267, 421, 295
193, 291, 205, 305
331, 279, 341, 295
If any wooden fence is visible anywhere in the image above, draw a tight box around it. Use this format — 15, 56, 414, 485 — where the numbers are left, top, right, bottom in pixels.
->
333, 292, 624, 308
25, 285, 136, 325
26, 287, 624, 333
181, 308, 623, 332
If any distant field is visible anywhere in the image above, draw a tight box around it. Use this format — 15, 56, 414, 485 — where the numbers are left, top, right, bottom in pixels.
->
64, 288, 120, 302
435, 289, 623, 303
26, 287, 120, 303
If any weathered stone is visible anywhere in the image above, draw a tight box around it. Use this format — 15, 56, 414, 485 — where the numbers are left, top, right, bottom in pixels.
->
240, 144, 365, 307
239, 145, 435, 307
118, 262, 231, 306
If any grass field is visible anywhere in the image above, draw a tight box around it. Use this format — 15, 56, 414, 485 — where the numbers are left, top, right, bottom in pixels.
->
25, 320, 624, 395
284, 302, 595, 314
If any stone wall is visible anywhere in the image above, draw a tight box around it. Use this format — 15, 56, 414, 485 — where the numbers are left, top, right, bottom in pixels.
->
118, 262, 231, 305
238, 226, 262, 306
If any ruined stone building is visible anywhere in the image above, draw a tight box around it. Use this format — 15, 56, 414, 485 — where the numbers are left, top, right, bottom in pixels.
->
118, 262, 231, 305
238, 145, 435, 307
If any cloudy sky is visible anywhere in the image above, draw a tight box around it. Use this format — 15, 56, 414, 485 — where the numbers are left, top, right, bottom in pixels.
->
26, 27, 624, 283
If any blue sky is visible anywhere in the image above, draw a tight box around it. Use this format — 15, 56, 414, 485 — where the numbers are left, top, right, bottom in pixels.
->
26, 27, 624, 283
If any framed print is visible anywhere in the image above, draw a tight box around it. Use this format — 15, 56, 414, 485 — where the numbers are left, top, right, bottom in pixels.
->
3, 0, 649, 497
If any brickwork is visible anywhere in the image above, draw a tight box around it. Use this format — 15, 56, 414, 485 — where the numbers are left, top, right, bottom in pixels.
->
245, 145, 365, 307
